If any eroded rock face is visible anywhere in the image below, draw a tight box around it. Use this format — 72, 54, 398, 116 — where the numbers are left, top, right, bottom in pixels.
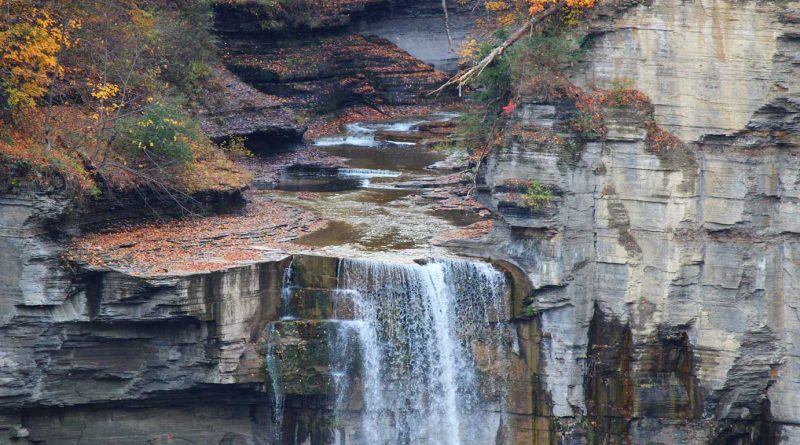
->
0, 191, 290, 443
197, 66, 305, 145
214, 0, 457, 115
455, 1, 800, 442
222, 33, 449, 113
352, 0, 479, 72
3, 2, 800, 444
573, 0, 798, 143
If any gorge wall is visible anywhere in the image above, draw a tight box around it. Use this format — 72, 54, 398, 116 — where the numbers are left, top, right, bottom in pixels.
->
450, 0, 800, 443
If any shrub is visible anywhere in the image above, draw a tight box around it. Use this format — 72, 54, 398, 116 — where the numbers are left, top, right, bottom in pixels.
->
220, 136, 254, 159
457, 30, 586, 155
570, 110, 602, 140
521, 179, 553, 209
116, 101, 200, 166
523, 305, 541, 318
513, 32, 585, 100
608, 78, 635, 105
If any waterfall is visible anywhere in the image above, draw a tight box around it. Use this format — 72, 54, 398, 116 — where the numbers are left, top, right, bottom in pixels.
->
267, 260, 294, 443
330, 257, 510, 445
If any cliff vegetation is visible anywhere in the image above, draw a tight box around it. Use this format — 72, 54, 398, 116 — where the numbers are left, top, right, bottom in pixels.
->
0, 0, 249, 205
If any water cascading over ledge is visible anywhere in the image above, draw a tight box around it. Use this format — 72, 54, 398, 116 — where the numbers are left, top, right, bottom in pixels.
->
265, 256, 515, 445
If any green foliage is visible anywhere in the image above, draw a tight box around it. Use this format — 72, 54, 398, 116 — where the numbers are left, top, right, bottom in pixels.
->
431, 138, 463, 155
116, 101, 200, 165
570, 110, 601, 140
512, 32, 585, 79
512, 31, 586, 102
220, 135, 254, 159
521, 179, 553, 209
0, 1, 250, 197
458, 42, 513, 152
608, 77, 635, 106
470, 42, 513, 107
523, 305, 541, 318
578, 416, 596, 445
457, 30, 586, 154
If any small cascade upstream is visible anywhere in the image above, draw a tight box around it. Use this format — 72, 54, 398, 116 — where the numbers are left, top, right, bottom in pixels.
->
267, 255, 513, 445
313, 112, 459, 148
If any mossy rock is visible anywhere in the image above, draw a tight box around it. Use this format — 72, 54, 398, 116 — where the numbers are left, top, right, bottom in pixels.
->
266, 320, 339, 396
292, 255, 340, 289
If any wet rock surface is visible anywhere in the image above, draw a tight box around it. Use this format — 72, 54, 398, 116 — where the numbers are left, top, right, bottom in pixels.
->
0, 110, 489, 443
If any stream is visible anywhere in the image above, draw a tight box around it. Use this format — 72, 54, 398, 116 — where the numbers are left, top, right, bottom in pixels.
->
261, 114, 516, 444
258, 112, 482, 258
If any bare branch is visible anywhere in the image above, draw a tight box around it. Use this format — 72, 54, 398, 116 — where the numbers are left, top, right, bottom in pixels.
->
44, 16, 71, 151
441, 0, 454, 52
105, 161, 202, 216
430, 4, 561, 96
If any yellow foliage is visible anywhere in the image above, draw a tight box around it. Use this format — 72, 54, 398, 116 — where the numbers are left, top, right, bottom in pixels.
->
480, 0, 597, 19
474, 0, 597, 39
459, 37, 481, 64
0, 8, 72, 110
484, 1, 510, 11
90, 82, 120, 100
529, 0, 596, 15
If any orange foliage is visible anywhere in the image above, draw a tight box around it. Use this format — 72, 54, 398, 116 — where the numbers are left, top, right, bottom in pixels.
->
526, 0, 597, 17
68, 200, 325, 275
0, 109, 97, 192
481, 0, 597, 18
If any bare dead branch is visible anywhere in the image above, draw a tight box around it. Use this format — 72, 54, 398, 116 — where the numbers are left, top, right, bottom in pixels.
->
430, 4, 561, 96
44, 17, 70, 151
105, 161, 202, 216
442, 0, 454, 52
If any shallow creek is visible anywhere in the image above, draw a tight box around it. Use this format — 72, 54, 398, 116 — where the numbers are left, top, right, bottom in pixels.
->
260, 114, 517, 445
258, 112, 482, 258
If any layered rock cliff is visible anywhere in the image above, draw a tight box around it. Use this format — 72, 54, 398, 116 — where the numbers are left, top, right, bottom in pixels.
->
0, 188, 287, 443
449, 0, 800, 443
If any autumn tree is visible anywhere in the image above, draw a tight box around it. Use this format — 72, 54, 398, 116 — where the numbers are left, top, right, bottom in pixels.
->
0, 0, 245, 205
0, 3, 72, 118
433, 0, 599, 192
436, 0, 597, 93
